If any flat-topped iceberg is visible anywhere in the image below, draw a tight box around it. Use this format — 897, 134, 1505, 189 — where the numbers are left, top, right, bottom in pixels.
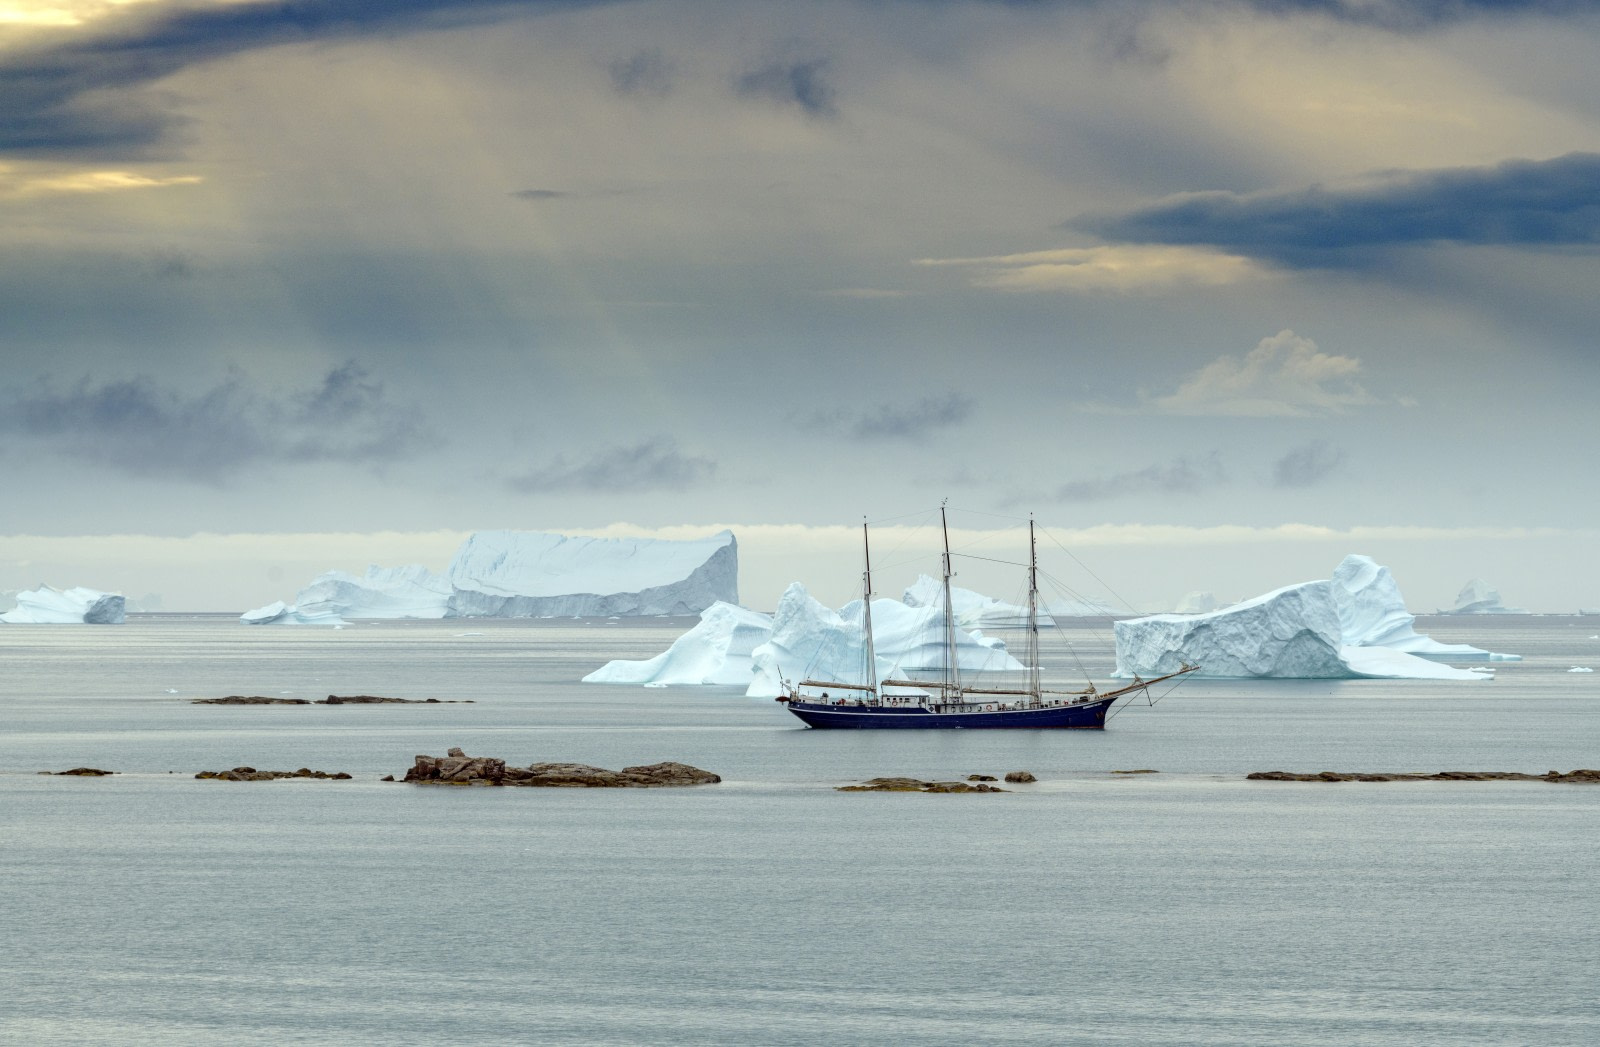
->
585, 582, 1023, 695
239, 600, 347, 626
295, 564, 450, 620
1, 585, 125, 624
1115, 554, 1514, 681
447, 530, 737, 617
1440, 578, 1530, 615
245, 529, 738, 621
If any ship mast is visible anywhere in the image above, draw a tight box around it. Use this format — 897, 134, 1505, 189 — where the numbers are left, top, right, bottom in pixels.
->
861, 518, 877, 697
1028, 516, 1041, 702
941, 504, 961, 700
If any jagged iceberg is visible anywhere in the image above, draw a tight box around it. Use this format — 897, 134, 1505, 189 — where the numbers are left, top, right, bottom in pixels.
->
239, 600, 347, 626
582, 602, 773, 686
901, 574, 1115, 624
586, 582, 1023, 695
295, 564, 450, 620
447, 530, 737, 617
0, 585, 125, 624
245, 529, 738, 621
1115, 555, 1514, 681
1440, 579, 1530, 615
747, 583, 1023, 699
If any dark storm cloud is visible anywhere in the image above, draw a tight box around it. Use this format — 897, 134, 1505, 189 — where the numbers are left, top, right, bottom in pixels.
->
1243, 0, 1600, 30
0, 363, 432, 482
0, 0, 610, 155
808, 393, 975, 440
506, 437, 716, 493
609, 48, 676, 97
734, 56, 837, 118
1271, 440, 1345, 488
1072, 153, 1600, 267
1048, 452, 1227, 503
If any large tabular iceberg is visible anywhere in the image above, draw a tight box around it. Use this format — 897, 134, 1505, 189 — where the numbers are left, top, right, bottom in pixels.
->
1115, 555, 1515, 681
244, 529, 738, 621
1, 585, 125, 624
447, 530, 737, 617
586, 581, 1023, 696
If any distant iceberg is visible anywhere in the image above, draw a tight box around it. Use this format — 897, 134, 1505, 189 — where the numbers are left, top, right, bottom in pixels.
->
1, 585, 125, 624
447, 530, 737, 618
1173, 591, 1220, 614
239, 600, 347, 626
295, 564, 450, 620
901, 574, 1115, 625
1114, 555, 1514, 681
586, 581, 1023, 695
245, 529, 738, 621
1440, 579, 1530, 615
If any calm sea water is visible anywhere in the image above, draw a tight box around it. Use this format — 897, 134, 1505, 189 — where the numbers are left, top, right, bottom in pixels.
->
2, 615, 1597, 1045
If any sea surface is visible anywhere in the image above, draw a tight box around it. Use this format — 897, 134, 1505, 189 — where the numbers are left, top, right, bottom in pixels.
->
2, 614, 1597, 1046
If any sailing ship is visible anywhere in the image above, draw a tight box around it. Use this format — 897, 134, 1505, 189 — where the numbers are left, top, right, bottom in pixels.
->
776, 508, 1197, 729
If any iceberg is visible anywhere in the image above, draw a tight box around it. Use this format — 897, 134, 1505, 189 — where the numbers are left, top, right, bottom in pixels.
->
586, 582, 1024, 695
1440, 579, 1530, 615
902, 574, 1115, 624
446, 530, 737, 618
1174, 591, 1220, 614
294, 564, 450, 620
239, 600, 347, 626
246, 529, 738, 622
1114, 554, 1510, 681
747, 583, 1023, 699
0, 585, 125, 624
582, 602, 773, 686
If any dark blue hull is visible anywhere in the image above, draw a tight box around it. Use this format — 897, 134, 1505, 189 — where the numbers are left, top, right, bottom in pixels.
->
782, 695, 1119, 729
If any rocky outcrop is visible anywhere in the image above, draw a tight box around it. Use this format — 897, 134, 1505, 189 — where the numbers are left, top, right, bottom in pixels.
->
1003, 770, 1036, 783
41, 767, 114, 776
837, 777, 1006, 793
402, 748, 721, 787
193, 694, 470, 705
1248, 769, 1600, 783
195, 766, 353, 781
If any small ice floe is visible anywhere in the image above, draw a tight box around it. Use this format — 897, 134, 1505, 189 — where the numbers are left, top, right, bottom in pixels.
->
165, 688, 178, 694
454, 632, 486, 637
644, 682, 669, 688
1569, 667, 1595, 673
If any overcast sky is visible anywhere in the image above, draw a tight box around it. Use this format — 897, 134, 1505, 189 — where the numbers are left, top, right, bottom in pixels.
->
2, 0, 1597, 613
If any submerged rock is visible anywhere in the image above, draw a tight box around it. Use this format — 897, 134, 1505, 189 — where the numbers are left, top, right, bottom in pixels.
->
193, 696, 312, 705
1247, 769, 1600, 783
402, 750, 720, 787
837, 777, 1006, 793
46, 767, 114, 776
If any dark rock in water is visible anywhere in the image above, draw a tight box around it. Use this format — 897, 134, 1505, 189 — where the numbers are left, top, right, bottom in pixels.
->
967, 774, 998, 782
195, 766, 353, 781
1247, 769, 1600, 784
381, 775, 396, 782
194, 694, 470, 705
1003, 771, 1036, 783
49, 767, 114, 776
402, 751, 720, 788
839, 777, 1006, 793
1111, 769, 1159, 775
319, 694, 472, 704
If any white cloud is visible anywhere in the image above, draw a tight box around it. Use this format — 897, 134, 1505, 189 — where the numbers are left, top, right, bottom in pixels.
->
1146, 329, 1381, 416
916, 245, 1268, 293
0, 164, 202, 197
